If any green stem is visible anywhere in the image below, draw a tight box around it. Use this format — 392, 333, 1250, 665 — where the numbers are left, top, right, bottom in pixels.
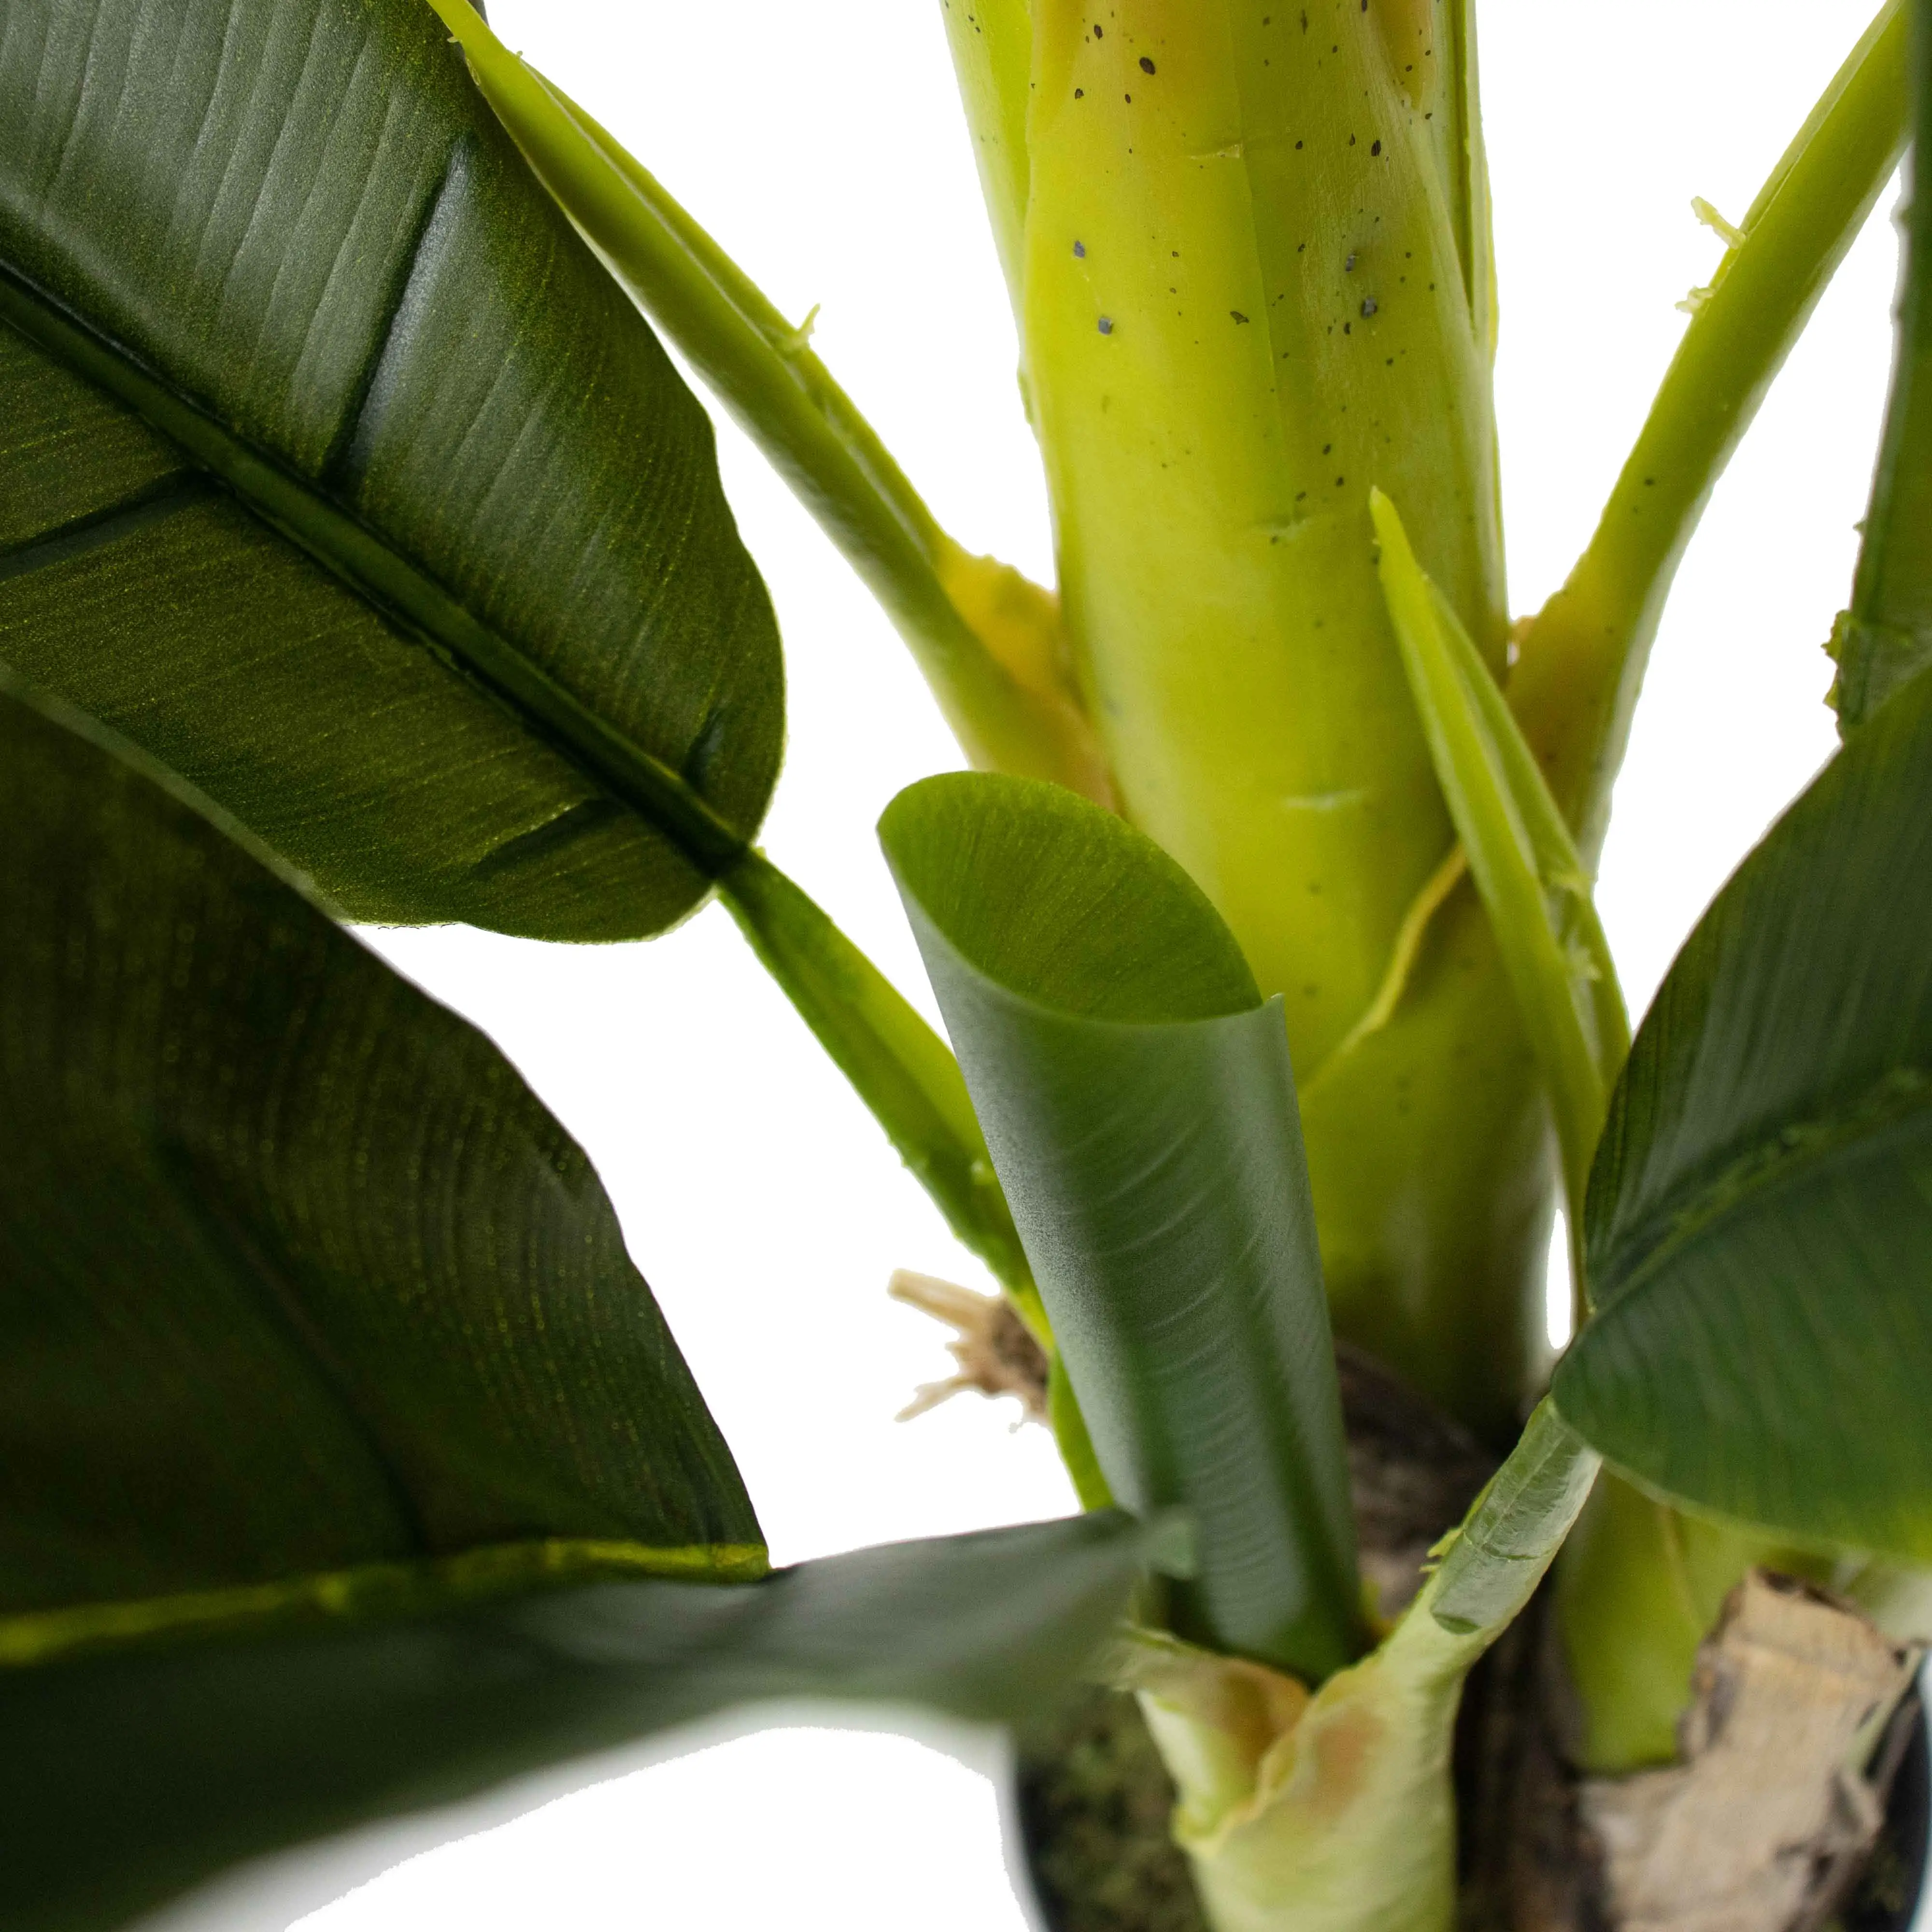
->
1510, 0, 1909, 856
423, 0, 1113, 803
716, 851, 1049, 1344
719, 854, 1123, 1496
1835, 0, 1932, 727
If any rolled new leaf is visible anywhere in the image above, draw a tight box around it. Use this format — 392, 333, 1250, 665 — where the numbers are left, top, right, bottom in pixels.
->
881, 774, 1363, 1682
1554, 661, 1932, 1559
1372, 489, 1629, 1224
0, 673, 1156, 1931
0, 0, 779, 939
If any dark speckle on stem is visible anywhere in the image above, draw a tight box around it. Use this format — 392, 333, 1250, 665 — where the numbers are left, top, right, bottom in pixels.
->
1344, 253, 1356, 272
1231, 310, 1250, 324
1360, 297, 1378, 318
1371, 139, 1382, 156
1139, 55, 1156, 73
1098, 315, 1114, 335
1073, 240, 1086, 257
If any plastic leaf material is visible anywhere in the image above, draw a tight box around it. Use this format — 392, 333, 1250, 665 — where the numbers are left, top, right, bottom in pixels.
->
881, 773, 1363, 1682
0, 672, 1156, 1932
1835, 0, 1932, 729
1372, 490, 1629, 1224
0, 0, 780, 940
1554, 663, 1932, 1561
422, 0, 1113, 805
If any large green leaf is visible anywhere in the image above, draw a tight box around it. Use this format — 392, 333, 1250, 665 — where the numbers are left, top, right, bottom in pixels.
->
3, 1513, 1151, 1932
0, 672, 1159, 1931
1554, 663, 1932, 1559
0, 0, 779, 940
881, 774, 1362, 1682
1834, 0, 1932, 728
0, 668, 757, 1607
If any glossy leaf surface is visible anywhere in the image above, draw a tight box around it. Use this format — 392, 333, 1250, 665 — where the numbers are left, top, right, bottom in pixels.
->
1555, 665, 1932, 1559
882, 774, 1362, 1681
0, 0, 780, 940
4, 1514, 1150, 1932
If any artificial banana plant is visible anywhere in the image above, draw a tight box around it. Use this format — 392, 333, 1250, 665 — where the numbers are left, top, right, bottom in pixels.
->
1, 0, 1930, 1928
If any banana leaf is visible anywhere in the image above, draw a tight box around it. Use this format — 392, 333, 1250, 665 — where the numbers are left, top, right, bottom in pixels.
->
881, 774, 1362, 1683
0, 668, 1155, 1930
1555, 663, 1932, 1559
0, 0, 779, 940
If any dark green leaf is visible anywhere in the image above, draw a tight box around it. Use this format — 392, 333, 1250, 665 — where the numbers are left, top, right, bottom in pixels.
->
1555, 664, 1932, 1559
881, 774, 1363, 1681
0, 0, 780, 940
1834, 0, 1932, 729
1, 1512, 1151, 1932
0, 667, 758, 1607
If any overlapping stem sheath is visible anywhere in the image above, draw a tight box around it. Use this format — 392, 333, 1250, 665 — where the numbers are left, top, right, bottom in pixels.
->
1372, 493, 1628, 1231
1836, 0, 1932, 727
1132, 1405, 1598, 1932
1016, 1, 1545, 1436
424, 0, 1112, 806
1510, 0, 1909, 854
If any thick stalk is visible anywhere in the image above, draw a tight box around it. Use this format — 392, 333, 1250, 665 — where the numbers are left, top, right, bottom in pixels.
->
1510, 0, 1909, 858
1017, 0, 1534, 1435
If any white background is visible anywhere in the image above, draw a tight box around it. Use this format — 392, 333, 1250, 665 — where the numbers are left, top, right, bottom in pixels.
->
261, 0, 1900, 1925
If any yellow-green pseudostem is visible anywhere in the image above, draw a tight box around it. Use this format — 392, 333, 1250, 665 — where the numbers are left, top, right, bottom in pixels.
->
1114, 1406, 1597, 1932
1012, 0, 1538, 1436
421, 0, 1114, 808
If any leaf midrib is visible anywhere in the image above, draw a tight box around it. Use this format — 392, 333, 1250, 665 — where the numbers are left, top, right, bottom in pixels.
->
0, 259, 747, 877
1591, 1064, 1932, 1315
0, 1537, 772, 1671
